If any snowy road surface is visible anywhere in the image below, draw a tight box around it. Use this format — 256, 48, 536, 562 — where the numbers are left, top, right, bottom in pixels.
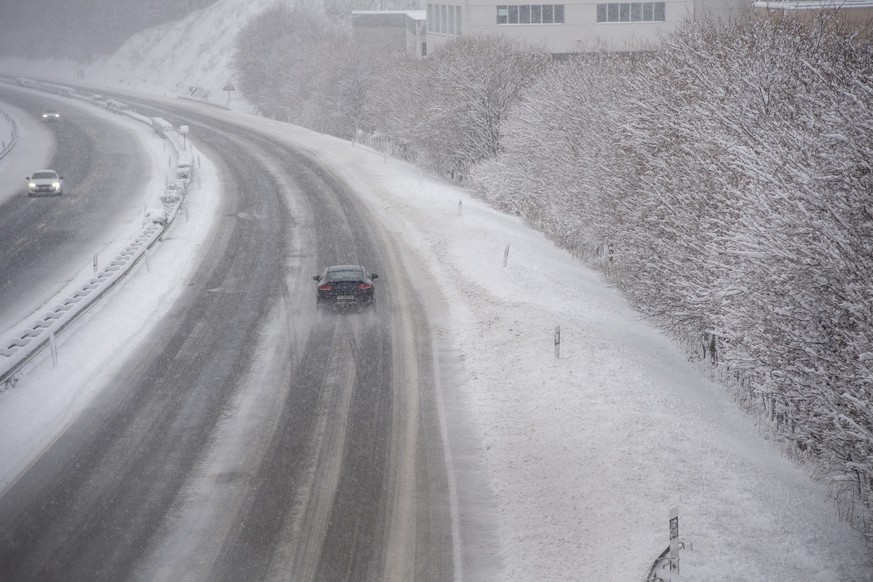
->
0, 85, 156, 332
0, 96, 457, 581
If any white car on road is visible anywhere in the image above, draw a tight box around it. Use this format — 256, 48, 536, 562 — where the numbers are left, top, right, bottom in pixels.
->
26, 170, 64, 196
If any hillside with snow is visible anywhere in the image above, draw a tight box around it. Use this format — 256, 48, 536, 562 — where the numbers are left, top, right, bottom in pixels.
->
0, 0, 279, 110
84, 0, 274, 104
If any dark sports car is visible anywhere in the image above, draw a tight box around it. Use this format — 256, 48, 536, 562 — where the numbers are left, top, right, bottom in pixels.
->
313, 265, 379, 308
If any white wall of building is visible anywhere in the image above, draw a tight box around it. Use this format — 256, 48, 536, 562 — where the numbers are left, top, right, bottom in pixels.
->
427, 0, 751, 54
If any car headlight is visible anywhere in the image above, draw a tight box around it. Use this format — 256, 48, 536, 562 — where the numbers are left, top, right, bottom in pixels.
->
52, 182, 60, 189
28, 182, 36, 188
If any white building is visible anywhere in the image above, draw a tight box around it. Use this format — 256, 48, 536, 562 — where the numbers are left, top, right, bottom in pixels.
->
426, 0, 750, 54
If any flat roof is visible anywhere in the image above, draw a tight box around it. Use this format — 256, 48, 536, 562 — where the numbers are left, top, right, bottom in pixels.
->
352, 10, 426, 19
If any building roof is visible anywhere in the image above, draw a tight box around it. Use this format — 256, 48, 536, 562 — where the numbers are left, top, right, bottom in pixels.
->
352, 10, 426, 20
754, 0, 873, 8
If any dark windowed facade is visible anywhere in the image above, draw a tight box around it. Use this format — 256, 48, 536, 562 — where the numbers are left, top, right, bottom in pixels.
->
596, 2, 665, 22
496, 4, 565, 24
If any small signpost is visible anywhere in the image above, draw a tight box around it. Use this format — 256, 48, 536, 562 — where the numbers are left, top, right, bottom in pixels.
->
223, 80, 235, 108
180, 125, 189, 151
49, 333, 58, 367
669, 506, 680, 579
554, 326, 561, 358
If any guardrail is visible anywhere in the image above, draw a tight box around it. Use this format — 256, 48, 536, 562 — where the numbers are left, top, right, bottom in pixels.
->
646, 546, 671, 581
0, 78, 193, 389
0, 107, 19, 160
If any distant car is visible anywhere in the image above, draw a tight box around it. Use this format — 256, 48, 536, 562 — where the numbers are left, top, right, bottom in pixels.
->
41, 111, 61, 122
26, 170, 64, 196
313, 265, 378, 308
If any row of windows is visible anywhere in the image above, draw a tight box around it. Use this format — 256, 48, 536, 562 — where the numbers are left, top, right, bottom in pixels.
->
596, 2, 665, 22
427, 3, 463, 35
497, 4, 565, 24
426, 2, 665, 32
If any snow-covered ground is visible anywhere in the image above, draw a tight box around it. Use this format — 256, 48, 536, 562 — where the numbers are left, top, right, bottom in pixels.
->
0, 89, 870, 580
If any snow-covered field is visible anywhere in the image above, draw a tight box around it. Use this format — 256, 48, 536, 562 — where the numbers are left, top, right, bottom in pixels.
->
0, 87, 870, 580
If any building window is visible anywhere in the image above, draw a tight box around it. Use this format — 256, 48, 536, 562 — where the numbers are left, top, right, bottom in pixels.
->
427, 3, 462, 35
596, 2, 665, 22
496, 4, 565, 24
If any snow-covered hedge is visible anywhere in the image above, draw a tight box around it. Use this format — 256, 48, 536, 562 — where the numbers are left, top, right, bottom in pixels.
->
470, 14, 873, 546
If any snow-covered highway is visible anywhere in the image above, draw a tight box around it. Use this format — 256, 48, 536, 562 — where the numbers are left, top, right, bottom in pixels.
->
0, 85, 159, 333
0, 92, 458, 581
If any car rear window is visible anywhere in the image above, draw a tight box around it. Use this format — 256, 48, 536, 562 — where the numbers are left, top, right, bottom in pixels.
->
327, 270, 363, 281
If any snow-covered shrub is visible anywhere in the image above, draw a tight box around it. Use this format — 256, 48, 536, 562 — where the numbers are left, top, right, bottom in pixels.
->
383, 35, 550, 179
232, 4, 350, 136
470, 12, 873, 547
145, 207, 170, 227
160, 191, 181, 205
177, 151, 193, 169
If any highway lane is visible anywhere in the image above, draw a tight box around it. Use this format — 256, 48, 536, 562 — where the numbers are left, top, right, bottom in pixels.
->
0, 96, 456, 581
0, 85, 152, 330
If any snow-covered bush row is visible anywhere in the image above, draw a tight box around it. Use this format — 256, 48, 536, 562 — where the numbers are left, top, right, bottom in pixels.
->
232, 4, 357, 138
378, 35, 551, 179
470, 14, 873, 546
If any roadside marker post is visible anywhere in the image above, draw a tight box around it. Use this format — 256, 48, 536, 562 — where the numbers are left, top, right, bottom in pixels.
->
554, 326, 561, 358
49, 333, 58, 367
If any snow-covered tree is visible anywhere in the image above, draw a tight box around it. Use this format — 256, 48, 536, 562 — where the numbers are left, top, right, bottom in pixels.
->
470, 12, 873, 545
384, 35, 550, 178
